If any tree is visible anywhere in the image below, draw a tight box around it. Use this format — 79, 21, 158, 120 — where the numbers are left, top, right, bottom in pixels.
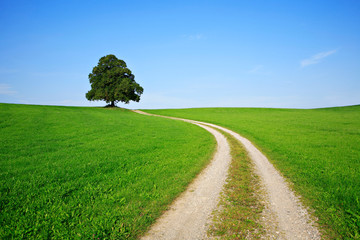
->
86, 54, 144, 107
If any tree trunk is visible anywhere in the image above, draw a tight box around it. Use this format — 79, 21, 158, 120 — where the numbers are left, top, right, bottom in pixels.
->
110, 101, 115, 107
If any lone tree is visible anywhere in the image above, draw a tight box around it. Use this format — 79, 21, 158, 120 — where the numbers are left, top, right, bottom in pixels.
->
86, 54, 144, 107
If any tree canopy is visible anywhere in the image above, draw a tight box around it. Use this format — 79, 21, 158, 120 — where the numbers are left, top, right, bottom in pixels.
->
86, 54, 143, 107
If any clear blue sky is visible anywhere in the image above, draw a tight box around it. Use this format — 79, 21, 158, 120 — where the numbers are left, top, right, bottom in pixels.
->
1, 0, 359, 109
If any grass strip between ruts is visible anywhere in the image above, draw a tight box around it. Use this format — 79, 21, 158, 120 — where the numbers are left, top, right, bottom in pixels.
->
208, 129, 264, 239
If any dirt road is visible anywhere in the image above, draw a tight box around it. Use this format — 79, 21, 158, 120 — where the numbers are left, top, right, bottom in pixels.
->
135, 110, 231, 240
134, 110, 321, 239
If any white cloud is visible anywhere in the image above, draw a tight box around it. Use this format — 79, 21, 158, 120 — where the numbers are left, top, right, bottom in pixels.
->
249, 65, 264, 73
0, 68, 18, 74
0, 84, 17, 95
301, 49, 337, 67
248, 65, 271, 75
248, 65, 264, 74
183, 34, 205, 40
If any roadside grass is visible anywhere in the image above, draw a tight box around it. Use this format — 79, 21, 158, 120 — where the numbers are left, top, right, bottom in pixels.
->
208, 130, 264, 239
144, 105, 360, 239
0, 103, 215, 239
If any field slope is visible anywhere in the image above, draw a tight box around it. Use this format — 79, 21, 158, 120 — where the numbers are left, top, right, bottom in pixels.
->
145, 105, 360, 239
0, 103, 215, 239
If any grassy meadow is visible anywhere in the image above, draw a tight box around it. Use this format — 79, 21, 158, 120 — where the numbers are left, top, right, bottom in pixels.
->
145, 106, 360, 239
0, 103, 215, 239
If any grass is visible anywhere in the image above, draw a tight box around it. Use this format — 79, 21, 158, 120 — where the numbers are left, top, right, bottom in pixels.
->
0, 103, 215, 239
144, 105, 360, 239
208, 130, 264, 239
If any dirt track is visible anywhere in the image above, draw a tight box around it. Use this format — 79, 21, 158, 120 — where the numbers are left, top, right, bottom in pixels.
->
135, 110, 231, 240
134, 110, 321, 240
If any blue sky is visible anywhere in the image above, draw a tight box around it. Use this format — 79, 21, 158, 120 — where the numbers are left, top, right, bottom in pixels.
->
0, 0, 359, 109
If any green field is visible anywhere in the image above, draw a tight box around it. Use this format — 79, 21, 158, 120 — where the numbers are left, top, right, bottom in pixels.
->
145, 106, 360, 239
0, 103, 215, 239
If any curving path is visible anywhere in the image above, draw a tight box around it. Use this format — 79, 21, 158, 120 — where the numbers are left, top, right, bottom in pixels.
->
134, 110, 231, 240
134, 110, 321, 240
